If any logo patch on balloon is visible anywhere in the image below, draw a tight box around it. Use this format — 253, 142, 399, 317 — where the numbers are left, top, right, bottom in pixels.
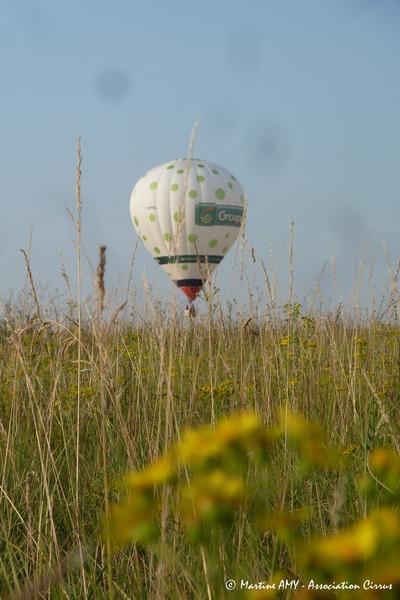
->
195, 203, 244, 227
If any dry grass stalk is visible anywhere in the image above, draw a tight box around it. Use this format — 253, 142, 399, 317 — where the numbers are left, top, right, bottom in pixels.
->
96, 245, 107, 320
73, 136, 88, 598
75, 137, 82, 232
20, 249, 42, 322
109, 300, 127, 328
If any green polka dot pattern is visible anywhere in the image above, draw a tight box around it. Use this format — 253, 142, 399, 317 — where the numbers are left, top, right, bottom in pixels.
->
129, 158, 247, 276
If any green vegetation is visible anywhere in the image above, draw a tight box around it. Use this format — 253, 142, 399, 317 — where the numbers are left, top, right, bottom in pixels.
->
1, 288, 400, 598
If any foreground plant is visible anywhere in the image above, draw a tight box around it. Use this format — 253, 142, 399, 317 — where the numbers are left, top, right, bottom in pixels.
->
104, 412, 269, 547
103, 410, 400, 598
4, 310, 400, 599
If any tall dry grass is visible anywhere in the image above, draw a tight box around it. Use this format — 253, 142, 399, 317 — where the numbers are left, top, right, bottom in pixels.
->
1, 251, 400, 598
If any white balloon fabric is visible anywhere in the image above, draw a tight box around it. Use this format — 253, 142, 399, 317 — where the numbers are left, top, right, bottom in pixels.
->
130, 158, 246, 301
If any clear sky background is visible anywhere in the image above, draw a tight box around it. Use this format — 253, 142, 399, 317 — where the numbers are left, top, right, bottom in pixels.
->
1, 0, 399, 309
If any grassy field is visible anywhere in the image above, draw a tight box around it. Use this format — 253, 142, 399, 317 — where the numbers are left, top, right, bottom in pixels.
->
1, 260, 400, 599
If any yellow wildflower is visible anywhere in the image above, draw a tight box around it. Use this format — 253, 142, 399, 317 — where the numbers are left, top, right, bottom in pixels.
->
216, 411, 260, 446
178, 425, 221, 467
369, 447, 400, 472
278, 409, 319, 441
124, 454, 176, 492
104, 493, 159, 550
369, 448, 400, 496
313, 528, 369, 563
277, 409, 344, 469
369, 508, 400, 541
180, 470, 244, 527
304, 516, 379, 568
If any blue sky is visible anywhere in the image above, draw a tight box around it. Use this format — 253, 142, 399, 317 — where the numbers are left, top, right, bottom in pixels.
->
1, 0, 399, 307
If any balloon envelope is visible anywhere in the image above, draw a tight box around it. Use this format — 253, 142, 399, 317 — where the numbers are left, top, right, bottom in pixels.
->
130, 158, 246, 300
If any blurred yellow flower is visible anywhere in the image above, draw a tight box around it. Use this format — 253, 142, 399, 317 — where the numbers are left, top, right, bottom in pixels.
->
303, 508, 400, 576
216, 412, 260, 446
178, 412, 267, 469
277, 409, 345, 469
304, 514, 384, 569
124, 454, 176, 492
104, 493, 159, 550
369, 508, 400, 541
178, 425, 221, 467
368, 448, 400, 497
278, 409, 318, 441
370, 447, 400, 473
180, 470, 244, 527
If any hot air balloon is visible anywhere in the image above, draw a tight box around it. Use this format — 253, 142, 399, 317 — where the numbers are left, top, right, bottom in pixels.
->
130, 158, 246, 305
